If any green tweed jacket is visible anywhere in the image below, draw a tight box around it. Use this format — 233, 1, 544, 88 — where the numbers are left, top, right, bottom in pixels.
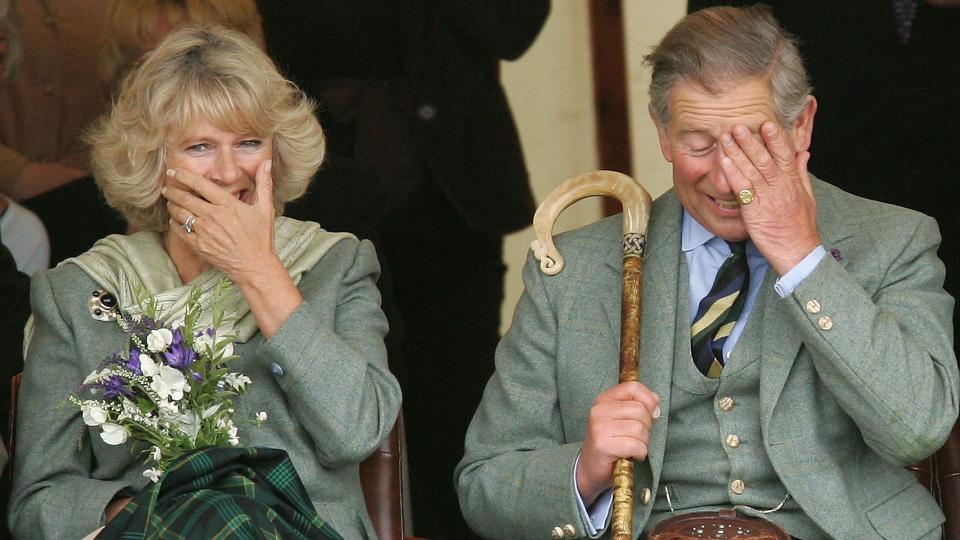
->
10, 236, 401, 539
456, 178, 958, 539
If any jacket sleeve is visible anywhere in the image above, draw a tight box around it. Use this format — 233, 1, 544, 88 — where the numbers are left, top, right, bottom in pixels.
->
455, 251, 596, 540
442, 0, 550, 60
256, 238, 401, 466
9, 271, 136, 539
787, 214, 959, 465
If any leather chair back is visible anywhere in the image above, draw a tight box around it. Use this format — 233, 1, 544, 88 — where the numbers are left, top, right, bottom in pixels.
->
360, 413, 411, 540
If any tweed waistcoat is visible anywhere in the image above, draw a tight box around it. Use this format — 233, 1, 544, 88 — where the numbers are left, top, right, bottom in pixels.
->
646, 266, 826, 539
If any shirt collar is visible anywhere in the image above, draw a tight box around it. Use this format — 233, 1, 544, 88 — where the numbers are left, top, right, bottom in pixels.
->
681, 210, 716, 253
681, 210, 763, 262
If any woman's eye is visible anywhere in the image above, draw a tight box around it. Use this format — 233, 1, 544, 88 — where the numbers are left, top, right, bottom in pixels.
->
185, 143, 211, 154
238, 139, 262, 150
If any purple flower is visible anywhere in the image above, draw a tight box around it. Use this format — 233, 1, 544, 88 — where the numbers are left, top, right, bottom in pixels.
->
162, 328, 197, 369
101, 375, 132, 399
122, 314, 159, 338
126, 348, 143, 375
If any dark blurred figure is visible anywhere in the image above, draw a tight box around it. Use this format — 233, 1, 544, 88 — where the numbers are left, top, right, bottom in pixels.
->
258, 2, 550, 537
686, 0, 960, 363
0, 230, 30, 540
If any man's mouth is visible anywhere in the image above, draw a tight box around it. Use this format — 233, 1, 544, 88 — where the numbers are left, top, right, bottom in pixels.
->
711, 196, 741, 210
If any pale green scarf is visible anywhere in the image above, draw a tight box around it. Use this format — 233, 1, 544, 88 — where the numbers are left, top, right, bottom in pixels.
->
24, 217, 352, 354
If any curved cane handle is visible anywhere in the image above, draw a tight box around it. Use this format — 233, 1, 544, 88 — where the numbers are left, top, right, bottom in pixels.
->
531, 170, 652, 275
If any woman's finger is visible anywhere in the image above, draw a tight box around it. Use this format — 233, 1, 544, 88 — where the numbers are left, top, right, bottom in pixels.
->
161, 183, 215, 218
165, 168, 235, 206
253, 160, 273, 210
166, 201, 192, 226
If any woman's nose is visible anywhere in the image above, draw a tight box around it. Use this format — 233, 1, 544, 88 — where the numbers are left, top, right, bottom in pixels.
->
211, 150, 240, 185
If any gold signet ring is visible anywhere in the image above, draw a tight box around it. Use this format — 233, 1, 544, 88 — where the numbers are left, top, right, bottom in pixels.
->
737, 188, 756, 205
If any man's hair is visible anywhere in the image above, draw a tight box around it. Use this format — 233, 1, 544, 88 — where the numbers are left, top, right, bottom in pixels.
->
87, 23, 324, 231
644, 5, 811, 126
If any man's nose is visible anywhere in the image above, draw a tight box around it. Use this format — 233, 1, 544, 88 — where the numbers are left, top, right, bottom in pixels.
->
707, 149, 733, 196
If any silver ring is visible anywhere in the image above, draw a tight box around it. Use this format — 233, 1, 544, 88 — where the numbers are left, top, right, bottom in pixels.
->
181, 214, 196, 234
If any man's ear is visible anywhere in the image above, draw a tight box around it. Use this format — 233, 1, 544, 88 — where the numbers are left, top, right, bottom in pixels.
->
649, 106, 673, 163
791, 95, 817, 153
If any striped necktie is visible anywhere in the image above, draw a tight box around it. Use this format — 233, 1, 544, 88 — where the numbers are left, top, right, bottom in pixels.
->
691, 241, 750, 379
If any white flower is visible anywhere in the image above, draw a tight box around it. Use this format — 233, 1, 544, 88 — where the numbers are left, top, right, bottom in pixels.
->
226, 421, 239, 446
100, 423, 129, 445
146, 328, 173, 353
256, 411, 267, 423
193, 333, 214, 354
158, 399, 179, 417
176, 410, 201, 441
83, 369, 102, 384
143, 467, 163, 483
150, 365, 189, 401
81, 402, 109, 426
116, 398, 140, 421
221, 373, 252, 392
150, 446, 162, 461
140, 355, 160, 377
219, 341, 235, 358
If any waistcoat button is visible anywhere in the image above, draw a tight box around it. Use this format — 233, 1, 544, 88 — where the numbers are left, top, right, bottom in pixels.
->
730, 479, 745, 494
718, 396, 735, 411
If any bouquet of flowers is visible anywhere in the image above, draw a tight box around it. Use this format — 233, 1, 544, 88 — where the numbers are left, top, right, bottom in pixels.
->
69, 282, 264, 483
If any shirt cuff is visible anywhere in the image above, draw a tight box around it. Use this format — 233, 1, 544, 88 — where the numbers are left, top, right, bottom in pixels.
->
573, 452, 613, 536
774, 245, 827, 297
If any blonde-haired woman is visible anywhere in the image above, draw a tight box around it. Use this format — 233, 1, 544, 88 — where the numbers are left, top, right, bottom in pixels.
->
11, 24, 400, 539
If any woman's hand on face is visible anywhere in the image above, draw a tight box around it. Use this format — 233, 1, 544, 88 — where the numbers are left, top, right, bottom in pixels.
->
163, 160, 279, 284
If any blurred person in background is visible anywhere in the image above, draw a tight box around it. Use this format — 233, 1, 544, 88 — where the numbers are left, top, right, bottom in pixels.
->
257, 2, 551, 537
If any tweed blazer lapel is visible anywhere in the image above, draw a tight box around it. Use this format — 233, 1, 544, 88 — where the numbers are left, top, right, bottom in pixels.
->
758, 177, 854, 428
600, 192, 684, 478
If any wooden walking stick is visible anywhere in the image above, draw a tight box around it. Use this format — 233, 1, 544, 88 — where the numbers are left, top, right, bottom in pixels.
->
531, 170, 652, 540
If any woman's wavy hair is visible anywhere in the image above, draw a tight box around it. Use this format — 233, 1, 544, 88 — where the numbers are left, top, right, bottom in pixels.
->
87, 23, 324, 231
644, 5, 811, 127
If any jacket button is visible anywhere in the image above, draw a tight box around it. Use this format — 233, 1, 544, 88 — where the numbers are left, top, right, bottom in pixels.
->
551, 526, 564, 539
562, 524, 576, 536
417, 104, 436, 120
725, 434, 741, 448
640, 487, 652, 504
718, 396, 735, 411
817, 316, 834, 331
270, 362, 284, 377
730, 479, 745, 494
805, 299, 822, 314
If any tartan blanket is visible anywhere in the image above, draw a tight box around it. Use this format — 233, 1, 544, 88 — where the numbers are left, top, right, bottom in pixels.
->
98, 446, 345, 540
